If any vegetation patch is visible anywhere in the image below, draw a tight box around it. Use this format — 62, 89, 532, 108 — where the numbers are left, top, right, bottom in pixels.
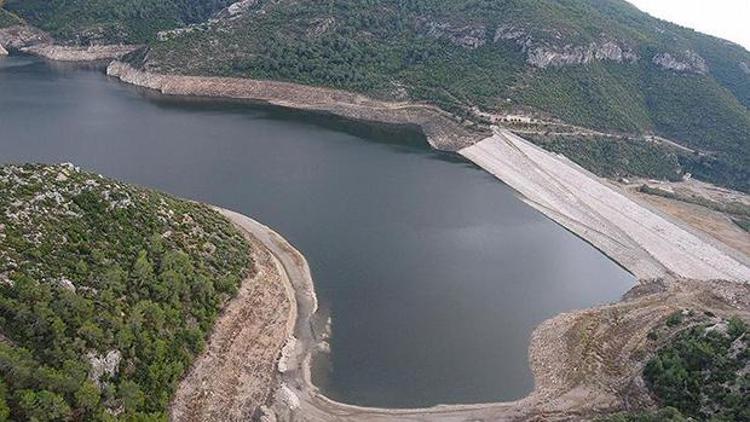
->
643, 315, 749, 420
525, 134, 683, 181
605, 311, 750, 421
3, 0, 233, 44
0, 164, 251, 420
0, 6, 22, 28
638, 185, 750, 219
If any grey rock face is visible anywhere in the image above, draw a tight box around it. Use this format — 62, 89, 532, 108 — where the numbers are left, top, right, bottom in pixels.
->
492, 24, 638, 68
0, 25, 52, 49
423, 21, 487, 49
87, 350, 122, 387
527, 41, 639, 68
740, 62, 750, 75
652, 50, 709, 74
494, 25, 527, 42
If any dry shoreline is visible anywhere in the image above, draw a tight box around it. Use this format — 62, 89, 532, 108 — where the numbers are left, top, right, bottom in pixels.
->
0, 25, 139, 62
106, 61, 486, 151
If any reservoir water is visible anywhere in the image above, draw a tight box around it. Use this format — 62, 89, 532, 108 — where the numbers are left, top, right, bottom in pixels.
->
0, 55, 635, 408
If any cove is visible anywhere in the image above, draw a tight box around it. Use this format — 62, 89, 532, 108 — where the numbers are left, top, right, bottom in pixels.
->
0, 55, 635, 408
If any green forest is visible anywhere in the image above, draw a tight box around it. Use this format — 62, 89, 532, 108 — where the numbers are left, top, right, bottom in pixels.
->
0, 164, 251, 420
3, 0, 233, 43
643, 314, 749, 420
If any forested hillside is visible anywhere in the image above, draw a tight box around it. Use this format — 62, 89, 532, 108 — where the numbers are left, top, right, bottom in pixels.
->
2, 0, 748, 191
0, 7, 21, 28
0, 164, 250, 420
3, 0, 233, 43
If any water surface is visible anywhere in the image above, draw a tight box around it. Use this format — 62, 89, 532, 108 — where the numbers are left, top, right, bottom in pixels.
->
0, 55, 635, 408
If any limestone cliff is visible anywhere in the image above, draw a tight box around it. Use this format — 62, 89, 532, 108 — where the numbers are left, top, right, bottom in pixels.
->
653, 50, 709, 74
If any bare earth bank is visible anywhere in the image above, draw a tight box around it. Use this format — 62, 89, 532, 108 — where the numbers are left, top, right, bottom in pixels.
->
0, 25, 138, 61
106, 61, 486, 151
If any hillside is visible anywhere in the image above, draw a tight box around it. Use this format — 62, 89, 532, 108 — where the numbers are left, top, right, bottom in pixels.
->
2, 0, 233, 43
0, 7, 21, 28
0, 164, 251, 420
2, 0, 749, 192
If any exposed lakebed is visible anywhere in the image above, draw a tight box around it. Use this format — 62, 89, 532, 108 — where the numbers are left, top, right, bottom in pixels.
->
0, 55, 634, 408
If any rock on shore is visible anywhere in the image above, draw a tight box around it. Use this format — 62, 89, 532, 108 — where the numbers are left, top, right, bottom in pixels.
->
0, 25, 51, 49
21, 44, 140, 62
0, 44, 7, 56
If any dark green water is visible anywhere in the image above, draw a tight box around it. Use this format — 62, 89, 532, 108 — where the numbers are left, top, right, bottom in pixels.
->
0, 55, 634, 408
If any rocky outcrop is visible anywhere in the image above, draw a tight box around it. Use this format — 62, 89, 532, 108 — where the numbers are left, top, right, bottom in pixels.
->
21, 44, 140, 62
225, 0, 259, 17
106, 61, 486, 151
653, 50, 709, 74
492, 24, 638, 68
306, 17, 335, 38
87, 350, 121, 388
0, 43, 7, 56
527, 41, 639, 68
494, 25, 528, 43
422, 21, 487, 50
0, 25, 51, 49
741, 62, 750, 75
0, 24, 135, 61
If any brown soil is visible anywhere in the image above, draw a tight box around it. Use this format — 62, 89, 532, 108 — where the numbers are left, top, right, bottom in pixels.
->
169, 211, 293, 422
635, 193, 750, 258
